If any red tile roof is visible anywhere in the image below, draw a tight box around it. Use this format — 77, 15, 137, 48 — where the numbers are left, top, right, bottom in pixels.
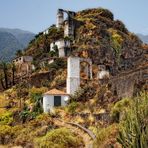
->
44, 89, 68, 95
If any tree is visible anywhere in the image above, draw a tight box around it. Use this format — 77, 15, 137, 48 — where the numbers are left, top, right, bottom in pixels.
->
15, 50, 23, 57
0, 62, 9, 89
11, 63, 16, 85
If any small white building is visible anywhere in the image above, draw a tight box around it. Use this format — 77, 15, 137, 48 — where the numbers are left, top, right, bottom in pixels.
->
43, 89, 69, 113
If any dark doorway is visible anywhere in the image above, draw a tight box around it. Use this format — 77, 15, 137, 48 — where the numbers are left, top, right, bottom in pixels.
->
54, 96, 61, 107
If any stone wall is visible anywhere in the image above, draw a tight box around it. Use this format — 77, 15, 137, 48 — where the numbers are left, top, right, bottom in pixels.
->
29, 71, 55, 87
108, 66, 148, 98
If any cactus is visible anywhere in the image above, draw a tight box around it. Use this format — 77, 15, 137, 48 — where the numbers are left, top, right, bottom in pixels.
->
117, 92, 148, 148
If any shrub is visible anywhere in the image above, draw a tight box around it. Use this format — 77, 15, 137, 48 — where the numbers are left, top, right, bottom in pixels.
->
19, 109, 32, 122
29, 114, 54, 128
117, 92, 148, 147
78, 8, 114, 20
29, 87, 48, 96
14, 127, 35, 147
0, 125, 13, 144
70, 84, 96, 102
35, 128, 84, 148
0, 111, 13, 125
50, 70, 66, 88
94, 124, 119, 148
29, 87, 47, 114
110, 98, 131, 123
48, 58, 67, 70
108, 28, 123, 63
109, 29, 123, 51
67, 102, 78, 114
113, 20, 128, 34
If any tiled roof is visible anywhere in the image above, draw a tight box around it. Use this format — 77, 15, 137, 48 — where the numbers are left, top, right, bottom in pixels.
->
44, 89, 68, 95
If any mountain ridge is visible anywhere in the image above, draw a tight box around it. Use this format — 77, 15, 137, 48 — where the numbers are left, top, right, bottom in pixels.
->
137, 33, 148, 44
0, 28, 35, 61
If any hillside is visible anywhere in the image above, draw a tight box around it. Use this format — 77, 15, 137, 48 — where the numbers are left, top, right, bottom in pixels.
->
0, 8, 147, 148
0, 28, 35, 61
0, 31, 23, 61
25, 8, 146, 75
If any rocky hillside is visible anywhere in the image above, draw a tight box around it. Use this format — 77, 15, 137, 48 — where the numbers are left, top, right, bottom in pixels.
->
0, 8, 147, 148
0, 28, 35, 61
25, 8, 146, 75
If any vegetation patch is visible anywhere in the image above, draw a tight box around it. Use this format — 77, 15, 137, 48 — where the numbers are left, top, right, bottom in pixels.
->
35, 127, 84, 148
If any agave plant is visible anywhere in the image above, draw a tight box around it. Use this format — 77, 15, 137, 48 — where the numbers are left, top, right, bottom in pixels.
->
117, 92, 148, 148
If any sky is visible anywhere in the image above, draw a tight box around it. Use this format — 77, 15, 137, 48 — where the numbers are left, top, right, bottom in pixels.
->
0, 0, 148, 34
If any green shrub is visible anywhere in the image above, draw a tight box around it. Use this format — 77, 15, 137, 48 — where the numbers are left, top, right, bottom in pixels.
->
94, 124, 119, 148
19, 109, 31, 121
0, 112, 13, 125
29, 114, 53, 128
0, 125, 13, 144
14, 127, 35, 147
67, 102, 78, 114
35, 128, 84, 148
70, 84, 96, 102
111, 98, 131, 123
48, 58, 67, 70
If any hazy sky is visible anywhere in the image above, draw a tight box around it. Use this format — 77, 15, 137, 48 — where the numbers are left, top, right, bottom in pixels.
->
0, 0, 148, 34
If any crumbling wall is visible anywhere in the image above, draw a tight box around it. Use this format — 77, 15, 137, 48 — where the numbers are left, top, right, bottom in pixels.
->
109, 66, 148, 98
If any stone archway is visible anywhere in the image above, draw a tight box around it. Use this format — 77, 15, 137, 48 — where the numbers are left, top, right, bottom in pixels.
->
80, 58, 93, 80
56, 9, 76, 37
67, 56, 92, 95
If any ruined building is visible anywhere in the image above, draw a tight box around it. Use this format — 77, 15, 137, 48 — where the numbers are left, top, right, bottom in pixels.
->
13, 56, 34, 76
56, 9, 76, 37
50, 9, 76, 57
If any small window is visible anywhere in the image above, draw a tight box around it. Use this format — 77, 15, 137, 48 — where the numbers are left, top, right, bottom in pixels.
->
54, 96, 61, 107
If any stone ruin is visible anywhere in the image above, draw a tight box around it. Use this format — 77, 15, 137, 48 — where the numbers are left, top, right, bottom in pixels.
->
13, 56, 34, 76
67, 56, 92, 95
50, 9, 76, 58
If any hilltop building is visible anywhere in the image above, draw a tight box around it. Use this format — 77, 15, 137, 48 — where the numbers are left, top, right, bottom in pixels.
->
50, 9, 76, 58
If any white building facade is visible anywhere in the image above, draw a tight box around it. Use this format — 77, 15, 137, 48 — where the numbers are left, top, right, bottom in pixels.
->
43, 89, 69, 113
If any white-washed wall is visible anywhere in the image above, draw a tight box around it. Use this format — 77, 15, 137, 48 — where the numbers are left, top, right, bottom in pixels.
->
67, 57, 80, 94
43, 95, 68, 113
